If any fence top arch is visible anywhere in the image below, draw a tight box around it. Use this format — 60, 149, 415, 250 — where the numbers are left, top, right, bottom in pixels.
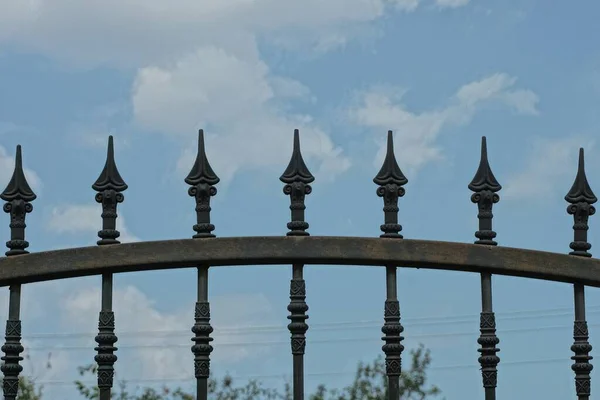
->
0, 128, 598, 400
0, 236, 600, 287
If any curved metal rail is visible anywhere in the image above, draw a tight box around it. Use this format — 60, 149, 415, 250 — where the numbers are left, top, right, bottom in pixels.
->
0, 236, 599, 287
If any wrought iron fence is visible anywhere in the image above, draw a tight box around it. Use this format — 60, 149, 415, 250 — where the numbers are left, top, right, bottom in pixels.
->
0, 129, 598, 400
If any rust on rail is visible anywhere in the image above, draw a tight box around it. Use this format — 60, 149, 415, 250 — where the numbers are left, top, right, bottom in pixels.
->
0, 236, 599, 287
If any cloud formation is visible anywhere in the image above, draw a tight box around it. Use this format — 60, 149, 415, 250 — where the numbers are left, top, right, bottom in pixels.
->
0, 0, 399, 67
47, 204, 139, 243
503, 136, 596, 200
62, 285, 277, 381
348, 73, 539, 174
133, 48, 351, 184
435, 0, 471, 9
0, 0, 474, 185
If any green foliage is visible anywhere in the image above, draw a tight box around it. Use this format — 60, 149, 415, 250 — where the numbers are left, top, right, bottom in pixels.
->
74, 364, 282, 400
309, 344, 441, 400
0, 353, 48, 400
11, 344, 442, 400
208, 375, 284, 400
13, 376, 44, 400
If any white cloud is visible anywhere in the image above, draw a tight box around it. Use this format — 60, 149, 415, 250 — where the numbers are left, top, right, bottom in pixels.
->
388, 0, 421, 12
134, 48, 351, 184
435, 0, 471, 9
62, 285, 277, 380
47, 204, 139, 243
454, 73, 539, 115
349, 73, 539, 174
0, 277, 278, 398
503, 136, 595, 200
132, 48, 274, 135
1, 1, 378, 184
0, 0, 395, 68
0, 1, 478, 185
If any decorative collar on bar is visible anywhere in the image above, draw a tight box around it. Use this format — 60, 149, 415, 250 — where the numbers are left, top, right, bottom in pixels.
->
373, 130, 408, 238
280, 129, 315, 236
92, 136, 128, 246
1, 145, 36, 256
565, 148, 597, 257
468, 136, 502, 246
185, 129, 220, 238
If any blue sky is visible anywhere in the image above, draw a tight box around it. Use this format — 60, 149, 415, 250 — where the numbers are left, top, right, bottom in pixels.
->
1, 0, 600, 398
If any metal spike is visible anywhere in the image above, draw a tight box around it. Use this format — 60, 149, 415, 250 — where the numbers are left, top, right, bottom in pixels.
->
185, 129, 220, 186
565, 148, 596, 257
468, 137, 501, 193
374, 131, 407, 238
566, 148, 597, 205
186, 130, 219, 238
469, 136, 501, 246
92, 136, 128, 246
1, 145, 36, 256
1, 145, 36, 203
280, 129, 315, 185
373, 130, 408, 187
92, 136, 128, 193
280, 129, 314, 236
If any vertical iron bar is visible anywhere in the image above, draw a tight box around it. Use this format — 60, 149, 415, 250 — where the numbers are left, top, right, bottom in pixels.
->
573, 283, 591, 400
383, 266, 403, 400
469, 137, 501, 399
373, 131, 407, 400
0, 145, 36, 400
2, 285, 23, 400
96, 274, 116, 400
281, 129, 313, 400
193, 266, 213, 400
479, 272, 497, 400
186, 130, 218, 400
92, 136, 127, 399
565, 148, 595, 399
289, 263, 307, 400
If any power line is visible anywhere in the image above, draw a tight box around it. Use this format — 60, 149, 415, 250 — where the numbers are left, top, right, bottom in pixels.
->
19, 304, 599, 340
23, 322, 599, 352
31, 357, 572, 387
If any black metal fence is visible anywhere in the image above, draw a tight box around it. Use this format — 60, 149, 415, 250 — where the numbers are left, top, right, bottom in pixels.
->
0, 129, 598, 400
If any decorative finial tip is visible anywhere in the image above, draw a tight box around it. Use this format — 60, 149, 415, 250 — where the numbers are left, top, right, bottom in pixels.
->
107, 135, 115, 155
92, 135, 128, 192
185, 129, 220, 186
481, 136, 489, 157
197, 129, 206, 153
468, 136, 501, 193
0, 145, 36, 202
373, 130, 407, 187
280, 128, 314, 184
565, 147, 596, 204
15, 145, 22, 165
293, 129, 300, 150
